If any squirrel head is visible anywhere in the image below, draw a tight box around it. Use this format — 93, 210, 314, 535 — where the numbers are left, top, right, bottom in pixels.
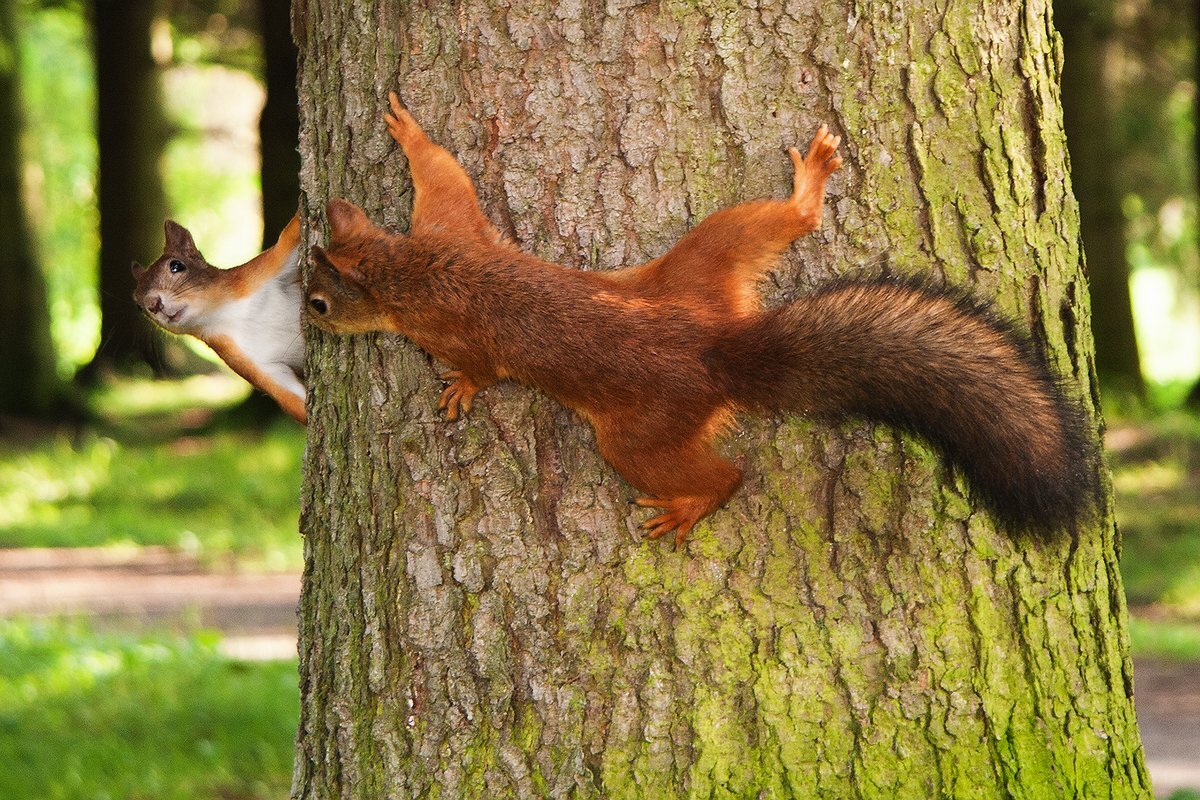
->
305, 200, 395, 334
131, 220, 222, 334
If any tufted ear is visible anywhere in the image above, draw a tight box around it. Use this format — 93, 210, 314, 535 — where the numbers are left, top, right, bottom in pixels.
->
163, 220, 201, 256
326, 199, 372, 243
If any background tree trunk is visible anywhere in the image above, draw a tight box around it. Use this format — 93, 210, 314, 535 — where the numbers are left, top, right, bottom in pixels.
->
1190, 0, 1200, 408
83, 0, 168, 377
1056, 0, 1145, 394
0, 0, 59, 416
293, 1, 1150, 797
258, 0, 300, 247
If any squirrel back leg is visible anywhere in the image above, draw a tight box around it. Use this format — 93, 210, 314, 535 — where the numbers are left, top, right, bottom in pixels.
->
384, 92, 508, 246
593, 414, 743, 547
614, 126, 842, 318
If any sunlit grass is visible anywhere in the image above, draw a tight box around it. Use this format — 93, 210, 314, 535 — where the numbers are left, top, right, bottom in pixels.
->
0, 619, 297, 800
1128, 616, 1200, 662
89, 372, 251, 418
0, 375, 304, 571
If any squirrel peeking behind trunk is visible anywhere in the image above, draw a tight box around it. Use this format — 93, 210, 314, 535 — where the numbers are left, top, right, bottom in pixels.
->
305, 91, 1098, 546
132, 215, 307, 424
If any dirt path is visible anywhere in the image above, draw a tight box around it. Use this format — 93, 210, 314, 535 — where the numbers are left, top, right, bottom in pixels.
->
0, 546, 300, 660
1, 546, 1196, 795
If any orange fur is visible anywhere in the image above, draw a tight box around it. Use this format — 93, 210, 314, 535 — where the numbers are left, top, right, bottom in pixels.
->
304, 94, 1095, 545
305, 97, 839, 546
207, 334, 307, 423
226, 215, 302, 297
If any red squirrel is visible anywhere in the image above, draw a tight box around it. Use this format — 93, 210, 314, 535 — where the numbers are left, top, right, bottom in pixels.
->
304, 92, 1096, 545
132, 216, 307, 423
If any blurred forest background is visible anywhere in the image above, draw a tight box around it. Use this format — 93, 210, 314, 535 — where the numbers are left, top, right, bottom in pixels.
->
0, 0, 1198, 798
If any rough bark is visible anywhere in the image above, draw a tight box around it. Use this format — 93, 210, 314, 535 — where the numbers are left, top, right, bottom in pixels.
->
0, 0, 58, 415
1056, 0, 1144, 393
294, 1, 1149, 797
84, 0, 168, 376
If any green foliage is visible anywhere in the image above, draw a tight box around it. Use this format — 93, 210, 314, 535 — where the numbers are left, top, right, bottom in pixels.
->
161, 63, 265, 266
166, 0, 264, 74
0, 375, 305, 570
0, 618, 296, 800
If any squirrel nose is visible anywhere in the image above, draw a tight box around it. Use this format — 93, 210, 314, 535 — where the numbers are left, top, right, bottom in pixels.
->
146, 295, 164, 314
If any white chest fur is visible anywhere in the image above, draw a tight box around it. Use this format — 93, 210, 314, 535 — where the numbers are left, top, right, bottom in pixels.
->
202, 250, 303, 372
193, 246, 307, 416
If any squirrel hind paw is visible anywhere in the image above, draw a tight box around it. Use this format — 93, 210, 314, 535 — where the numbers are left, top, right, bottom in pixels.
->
437, 371, 481, 421
792, 127, 842, 185
636, 496, 713, 548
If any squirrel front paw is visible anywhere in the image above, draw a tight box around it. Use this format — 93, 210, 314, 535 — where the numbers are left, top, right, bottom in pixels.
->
385, 91, 427, 149
438, 370, 481, 421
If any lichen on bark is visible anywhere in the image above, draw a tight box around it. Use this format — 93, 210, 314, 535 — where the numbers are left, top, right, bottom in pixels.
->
292, 1, 1150, 798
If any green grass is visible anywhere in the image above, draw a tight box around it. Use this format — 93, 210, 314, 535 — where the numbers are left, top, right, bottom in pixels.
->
1127, 616, 1200, 661
0, 375, 305, 570
0, 619, 297, 800
1106, 395, 1200, 659
1110, 406, 1200, 611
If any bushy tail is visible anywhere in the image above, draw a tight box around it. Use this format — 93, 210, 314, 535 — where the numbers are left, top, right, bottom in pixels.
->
705, 278, 1098, 531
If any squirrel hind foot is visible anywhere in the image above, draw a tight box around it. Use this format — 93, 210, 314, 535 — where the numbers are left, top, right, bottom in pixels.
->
635, 496, 719, 548
790, 126, 843, 200
438, 371, 482, 421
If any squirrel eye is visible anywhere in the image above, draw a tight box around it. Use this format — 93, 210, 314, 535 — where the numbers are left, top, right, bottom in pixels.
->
169, 259, 187, 273
309, 298, 328, 315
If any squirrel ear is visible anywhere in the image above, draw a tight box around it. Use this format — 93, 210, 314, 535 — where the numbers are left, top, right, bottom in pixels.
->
163, 220, 200, 256
310, 244, 334, 272
326, 199, 371, 243
131, 260, 145, 273
311, 243, 367, 286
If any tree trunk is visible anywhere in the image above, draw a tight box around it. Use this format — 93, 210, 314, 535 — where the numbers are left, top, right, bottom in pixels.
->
83, 0, 168, 377
1056, 0, 1144, 394
0, 0, 59, 416
293, 2, 1150, 797
1190, 0, 1200, 408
